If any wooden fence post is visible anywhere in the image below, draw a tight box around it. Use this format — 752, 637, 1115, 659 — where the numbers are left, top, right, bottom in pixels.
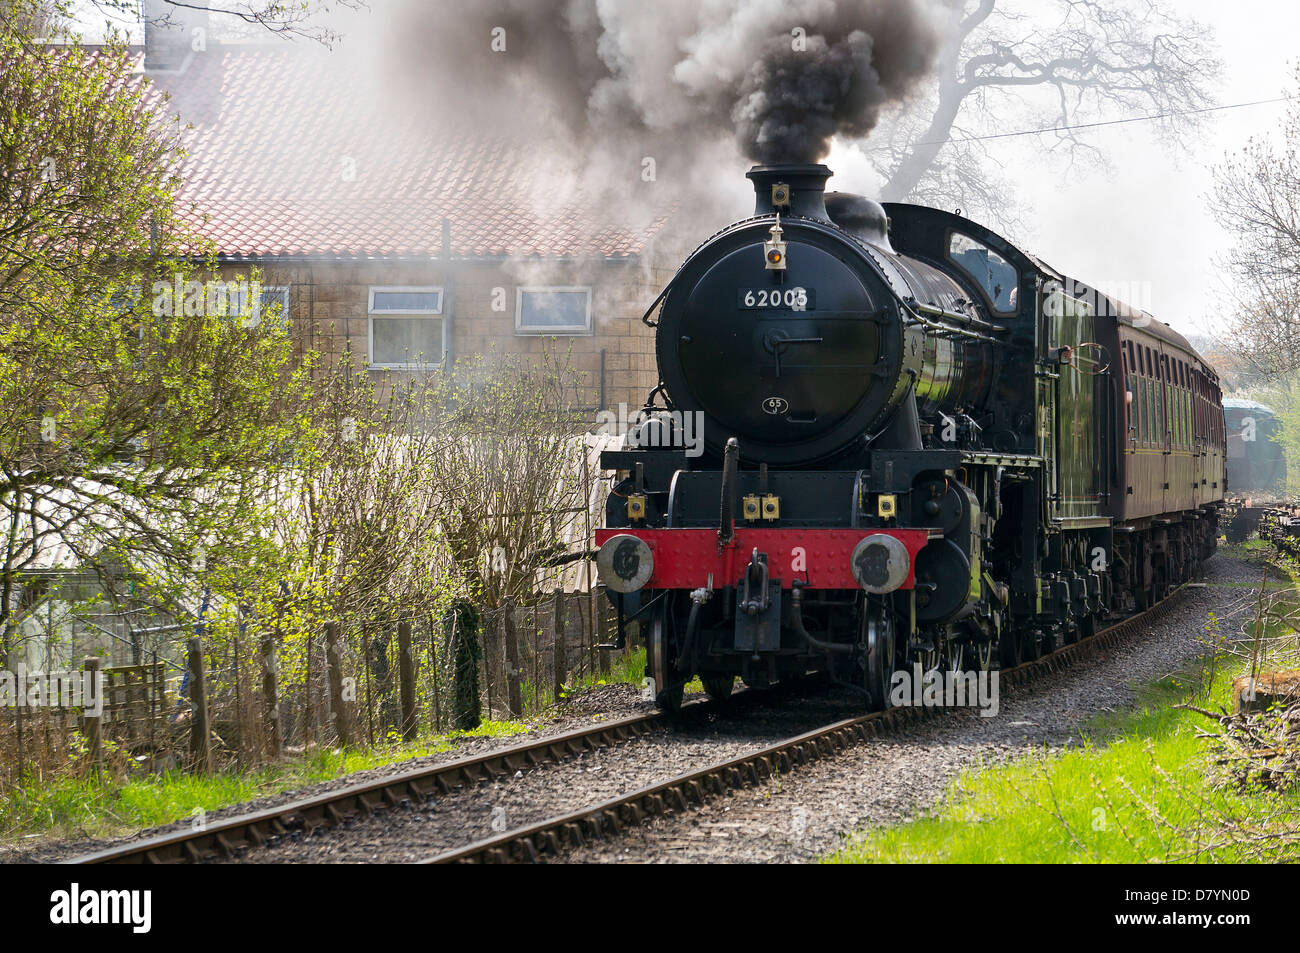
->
82, 656, 103, 777
325, 621, 352, 746
261, 610, 281, 760
397, 619, 417, 742
553, 592, 566, 703
187, 637, 212, 773
503, 598, 523, 717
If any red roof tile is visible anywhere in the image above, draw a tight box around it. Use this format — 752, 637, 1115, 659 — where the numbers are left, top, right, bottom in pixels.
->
149, 48, 671, 260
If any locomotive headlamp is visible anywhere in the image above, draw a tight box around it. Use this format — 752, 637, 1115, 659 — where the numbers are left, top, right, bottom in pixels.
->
764, 215, 787, 271
851, 534, 910, 594
596, 534, 654, 594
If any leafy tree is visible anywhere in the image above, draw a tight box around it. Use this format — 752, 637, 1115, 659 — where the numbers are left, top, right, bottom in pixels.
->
1211, 69, 1300, 492
1212, 69, 1300, 380
0, 0, 308, 665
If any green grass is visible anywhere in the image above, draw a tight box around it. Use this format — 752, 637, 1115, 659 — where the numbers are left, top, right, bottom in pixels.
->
557, 647, 707, 699
559, 647, 648, 700
1217, 537, 1272, 562
0, 719, 528, 847
826, 658, 1300, 864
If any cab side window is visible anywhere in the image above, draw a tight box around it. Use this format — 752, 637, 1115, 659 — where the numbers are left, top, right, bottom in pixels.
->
948, 233, 1018, 314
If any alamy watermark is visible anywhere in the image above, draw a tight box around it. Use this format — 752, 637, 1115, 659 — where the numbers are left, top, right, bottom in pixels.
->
0, 664, 104, 716
889, 663, 999, 717
50, 884, 151, 933
149, 274, 269, 327
595, 403, 704, 458
1044, 277, 1156, 324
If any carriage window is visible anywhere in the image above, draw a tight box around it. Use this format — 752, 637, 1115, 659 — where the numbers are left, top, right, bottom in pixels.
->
1137, 380, 1145, 441
1155, 381, 1164, 441
948, 233, 1018, 313
1143, 380, 1152, 442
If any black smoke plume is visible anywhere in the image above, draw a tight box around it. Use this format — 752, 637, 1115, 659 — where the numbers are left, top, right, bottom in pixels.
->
388, 0, 940, 165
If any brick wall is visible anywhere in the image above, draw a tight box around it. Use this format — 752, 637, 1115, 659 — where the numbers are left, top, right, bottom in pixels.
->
220, 256, 679, 415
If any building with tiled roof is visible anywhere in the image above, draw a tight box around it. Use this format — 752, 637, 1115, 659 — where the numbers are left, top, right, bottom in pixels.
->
141, 8, 678, 410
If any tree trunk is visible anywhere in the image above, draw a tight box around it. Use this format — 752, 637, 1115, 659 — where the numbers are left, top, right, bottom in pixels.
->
397, 619, 417, 742
325, 621, 352, 746
881, 74, 965, 202
448, 599, 481, 731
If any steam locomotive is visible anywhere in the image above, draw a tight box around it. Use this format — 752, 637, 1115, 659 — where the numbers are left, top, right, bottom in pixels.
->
595, 163, 1226, 711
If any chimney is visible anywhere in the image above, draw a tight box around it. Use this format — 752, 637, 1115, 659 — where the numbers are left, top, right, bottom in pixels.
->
143, 0, 208, 72
746, 164, 833, 221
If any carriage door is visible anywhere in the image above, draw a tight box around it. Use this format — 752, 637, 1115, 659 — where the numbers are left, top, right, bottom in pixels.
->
1042, 282, 1098, 520
1159, 350, 1171, 513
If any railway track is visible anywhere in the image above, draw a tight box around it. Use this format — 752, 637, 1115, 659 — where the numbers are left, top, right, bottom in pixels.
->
70, 708, 669, 864
69, 674, 825, 865
422, 588, 1189, 864
73, 588, 1186, 865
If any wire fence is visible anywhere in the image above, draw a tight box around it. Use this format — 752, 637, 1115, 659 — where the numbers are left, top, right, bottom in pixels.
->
0, 586, 625, 789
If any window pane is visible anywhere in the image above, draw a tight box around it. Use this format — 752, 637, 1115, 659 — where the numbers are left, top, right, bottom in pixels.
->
255, 287, 289, 327
948, 233, 1017, 312
372, 290, 441, 313
371, 316, 443, 365
1145, 380, 1153, 441
1139, 381, 1147, 440
519, 290, 589, 330
223, 285, 288, 327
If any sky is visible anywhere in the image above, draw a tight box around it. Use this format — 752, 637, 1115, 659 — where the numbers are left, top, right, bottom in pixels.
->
998, 0, 1299, 342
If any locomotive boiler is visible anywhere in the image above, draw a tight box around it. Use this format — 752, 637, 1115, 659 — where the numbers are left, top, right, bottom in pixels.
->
595, 163, 1226, 711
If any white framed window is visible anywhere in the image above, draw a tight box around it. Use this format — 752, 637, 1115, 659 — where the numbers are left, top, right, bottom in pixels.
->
368, 285, 444, 369
516, 286, 592, 335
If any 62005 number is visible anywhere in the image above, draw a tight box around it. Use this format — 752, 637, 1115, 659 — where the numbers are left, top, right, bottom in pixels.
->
738, 287, 814, 310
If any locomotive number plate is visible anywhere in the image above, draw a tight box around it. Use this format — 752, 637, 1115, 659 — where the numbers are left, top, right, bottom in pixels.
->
738, 287, 815, 310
